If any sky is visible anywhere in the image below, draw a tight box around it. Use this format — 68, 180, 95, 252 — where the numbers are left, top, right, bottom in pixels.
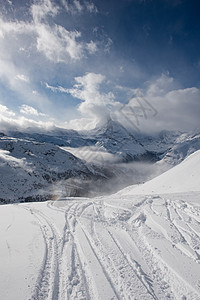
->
0, 0, 199, 133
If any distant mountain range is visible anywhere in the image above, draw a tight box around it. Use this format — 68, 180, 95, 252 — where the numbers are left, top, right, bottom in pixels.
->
0, 120, 199, 203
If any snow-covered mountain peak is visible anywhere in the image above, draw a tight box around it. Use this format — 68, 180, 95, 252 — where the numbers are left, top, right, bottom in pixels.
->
92, 118, 135, 138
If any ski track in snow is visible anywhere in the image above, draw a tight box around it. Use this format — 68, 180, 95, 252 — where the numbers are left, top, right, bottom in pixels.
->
19, 205, 61, 300
3, 192, 200, 300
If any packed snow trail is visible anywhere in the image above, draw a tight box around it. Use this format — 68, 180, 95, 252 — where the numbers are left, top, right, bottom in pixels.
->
1, 192, 200, 300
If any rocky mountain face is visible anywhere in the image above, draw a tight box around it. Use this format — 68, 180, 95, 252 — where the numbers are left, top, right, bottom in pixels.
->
160, 131, 200, 166
1, 120, 199, 203
0, 137, 107, 203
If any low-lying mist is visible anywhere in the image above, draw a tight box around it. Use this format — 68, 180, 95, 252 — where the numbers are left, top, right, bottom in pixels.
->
47, 147, 165, 198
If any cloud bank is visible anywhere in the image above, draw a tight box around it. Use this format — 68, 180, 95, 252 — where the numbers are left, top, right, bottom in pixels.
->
0, 103, 55, 133
46, 72, 200, 133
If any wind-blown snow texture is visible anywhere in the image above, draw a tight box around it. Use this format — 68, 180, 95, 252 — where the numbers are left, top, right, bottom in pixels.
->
0, 150, 200, 299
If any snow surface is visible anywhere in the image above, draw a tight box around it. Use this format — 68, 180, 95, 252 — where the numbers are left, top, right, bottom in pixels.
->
0, 150, 200, 299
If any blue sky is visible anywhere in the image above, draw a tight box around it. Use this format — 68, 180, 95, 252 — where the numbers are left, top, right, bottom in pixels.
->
0, 0, 199, 133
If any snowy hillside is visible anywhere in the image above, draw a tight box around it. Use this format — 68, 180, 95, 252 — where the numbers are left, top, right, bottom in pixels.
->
118, 149, 200, 195
0, 136, 105, 203
0, 149, 200, 299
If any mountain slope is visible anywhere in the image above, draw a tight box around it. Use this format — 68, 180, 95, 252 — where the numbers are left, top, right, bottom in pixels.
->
119, 149, 200, 195
160, 131, 200, 166
0, 136, 105, 203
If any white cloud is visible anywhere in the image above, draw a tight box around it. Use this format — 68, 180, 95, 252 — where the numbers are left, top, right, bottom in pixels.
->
0, 16, 34, 38
74, 0, 83, 12
64, 73, 116, 121
61, 0, 97, 14
121, 75, 200, 133
32, 90, 38, 95
146, 73, 175, 96
35, 23, 83, 62
0, 104, 15, 117
0, 0, 98, 66
45, 82, 68, 92
20, 104, 46, 117
85, 1, 98, 13
86, 40, 98, 54
46, 72, 118, 129
0, 113, 56, 133
0, 103, 74, 134
15, 74, 29, 82
6, 0, 12, 5
0, 57, 50, 108
104, 37, 113, 53
0, 17, 47, 107
31, 0, 59, 23
30, 0, 86, 62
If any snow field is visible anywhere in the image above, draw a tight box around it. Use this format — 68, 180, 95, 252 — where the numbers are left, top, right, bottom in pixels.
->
0, 192, 200, 300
